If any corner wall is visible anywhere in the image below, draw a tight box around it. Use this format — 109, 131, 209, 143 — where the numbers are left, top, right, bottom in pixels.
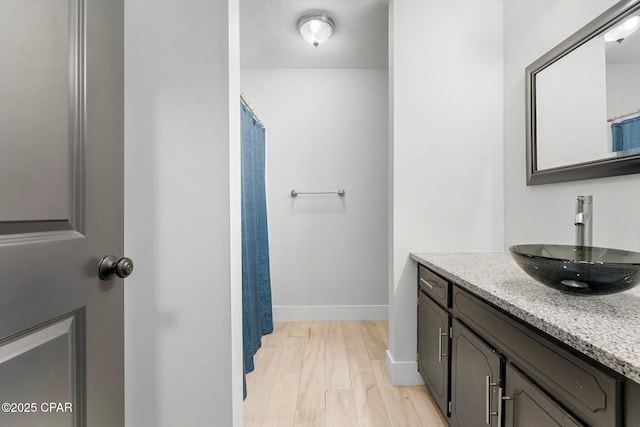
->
124, 0, 242, 425
388, 0, 504, 384
504, 0, 640, 252
241, 68, 389, 320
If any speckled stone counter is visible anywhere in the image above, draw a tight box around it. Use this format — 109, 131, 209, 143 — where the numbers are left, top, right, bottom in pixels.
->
411, 252, 640, 384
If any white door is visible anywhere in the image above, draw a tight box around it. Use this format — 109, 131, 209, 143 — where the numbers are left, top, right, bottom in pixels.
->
0, 0, 126, 425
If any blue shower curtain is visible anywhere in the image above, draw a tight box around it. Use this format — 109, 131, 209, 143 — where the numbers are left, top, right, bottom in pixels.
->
241, 101, 273, 399
612, 116, 640, 152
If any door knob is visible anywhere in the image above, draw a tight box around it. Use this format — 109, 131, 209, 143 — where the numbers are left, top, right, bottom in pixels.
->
99, 255, 134, 280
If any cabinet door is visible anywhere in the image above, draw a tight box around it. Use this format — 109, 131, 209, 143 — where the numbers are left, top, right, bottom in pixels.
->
504, 364, 585, 427
418, 291, 449, 416
450, 319, 502, 427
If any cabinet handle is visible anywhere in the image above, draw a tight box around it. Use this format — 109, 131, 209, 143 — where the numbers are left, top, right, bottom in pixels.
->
485, 376, 499, 425
485, 376, 491, 424
420, 278, 434, 289
438, 327, 448, 362
498, 387, 511, 427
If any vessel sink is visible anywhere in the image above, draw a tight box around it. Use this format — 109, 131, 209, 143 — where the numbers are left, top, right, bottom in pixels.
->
509, 244, 640, 295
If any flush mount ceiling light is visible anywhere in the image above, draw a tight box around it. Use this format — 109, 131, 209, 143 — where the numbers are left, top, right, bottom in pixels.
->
604, 15, 640, 43
297, 13, 335, 47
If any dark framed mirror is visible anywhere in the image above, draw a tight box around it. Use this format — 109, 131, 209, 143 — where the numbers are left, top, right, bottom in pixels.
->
526, 0, 640, 185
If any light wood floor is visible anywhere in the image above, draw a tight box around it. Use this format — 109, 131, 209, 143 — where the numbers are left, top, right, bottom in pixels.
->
243, 320, 448, 427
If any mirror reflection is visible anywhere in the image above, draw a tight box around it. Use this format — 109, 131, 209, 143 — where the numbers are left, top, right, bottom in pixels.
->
606, 15, 640, 153
535, 12, 640, 171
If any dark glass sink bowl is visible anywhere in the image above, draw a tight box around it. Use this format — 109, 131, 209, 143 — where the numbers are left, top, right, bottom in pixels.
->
509, 244, 640, 295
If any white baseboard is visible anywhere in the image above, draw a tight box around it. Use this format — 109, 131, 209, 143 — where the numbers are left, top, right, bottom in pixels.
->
385, 349, 424, 386
272, 305, 388, 321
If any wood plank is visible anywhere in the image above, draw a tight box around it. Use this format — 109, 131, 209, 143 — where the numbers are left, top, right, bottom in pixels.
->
343, 321, 389, 426
325, 321, 351, 391
293, 322, 327, 427
261, 321, 290, 349
325, 389, 358, 427
260, 336, 306, 427
350, 372, 391, 426
286, 321, 311, 338
376, 320, 389, 348
371, 359, 423, 427
244, 348, 283, 427
405, 385, 448, 427
342, 321, 373, 376
360, 320, 387, 361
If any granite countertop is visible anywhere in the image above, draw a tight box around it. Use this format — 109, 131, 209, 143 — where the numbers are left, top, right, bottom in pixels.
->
410, 252, 640, 384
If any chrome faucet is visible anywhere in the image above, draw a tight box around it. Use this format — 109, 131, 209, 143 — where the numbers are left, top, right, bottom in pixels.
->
574, 195, 593, 247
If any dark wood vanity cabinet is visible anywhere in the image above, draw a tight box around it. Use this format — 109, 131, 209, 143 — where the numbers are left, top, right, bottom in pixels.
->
417, 263, 624, 427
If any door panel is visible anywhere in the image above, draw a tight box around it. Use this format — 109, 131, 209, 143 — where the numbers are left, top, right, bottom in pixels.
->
418, 291, 449, 416
450, 318, 502, 427
0, 314, 84, 427
0, 0, 124, 425
0, 0, 83, 232
504, 364, 584, 427
0, 0, 70, 223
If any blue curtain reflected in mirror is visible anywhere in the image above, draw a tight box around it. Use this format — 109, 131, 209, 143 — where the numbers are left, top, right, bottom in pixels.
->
241, 100, 273, 398
612, 116, 640, 152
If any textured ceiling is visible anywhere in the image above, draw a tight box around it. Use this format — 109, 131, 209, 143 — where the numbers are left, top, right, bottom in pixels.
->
240, 0, 389, 69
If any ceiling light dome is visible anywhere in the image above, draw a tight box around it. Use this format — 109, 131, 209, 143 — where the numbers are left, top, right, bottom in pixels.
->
298, 13, 335, 47
604, 15, 640, 42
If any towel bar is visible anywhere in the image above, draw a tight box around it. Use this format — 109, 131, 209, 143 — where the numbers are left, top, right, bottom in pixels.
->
290, 189, 345, 197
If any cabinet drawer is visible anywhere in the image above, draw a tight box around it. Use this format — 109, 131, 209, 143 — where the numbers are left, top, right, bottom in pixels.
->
418, 265, 449, 307
452, 286, 620, 427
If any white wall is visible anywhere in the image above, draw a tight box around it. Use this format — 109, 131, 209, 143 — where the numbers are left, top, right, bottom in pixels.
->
241, 69, 389, 320
387, 0, 504, 384
124, 1, 243, 425
504, 0, 640, 252
606, 63, 640, 118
